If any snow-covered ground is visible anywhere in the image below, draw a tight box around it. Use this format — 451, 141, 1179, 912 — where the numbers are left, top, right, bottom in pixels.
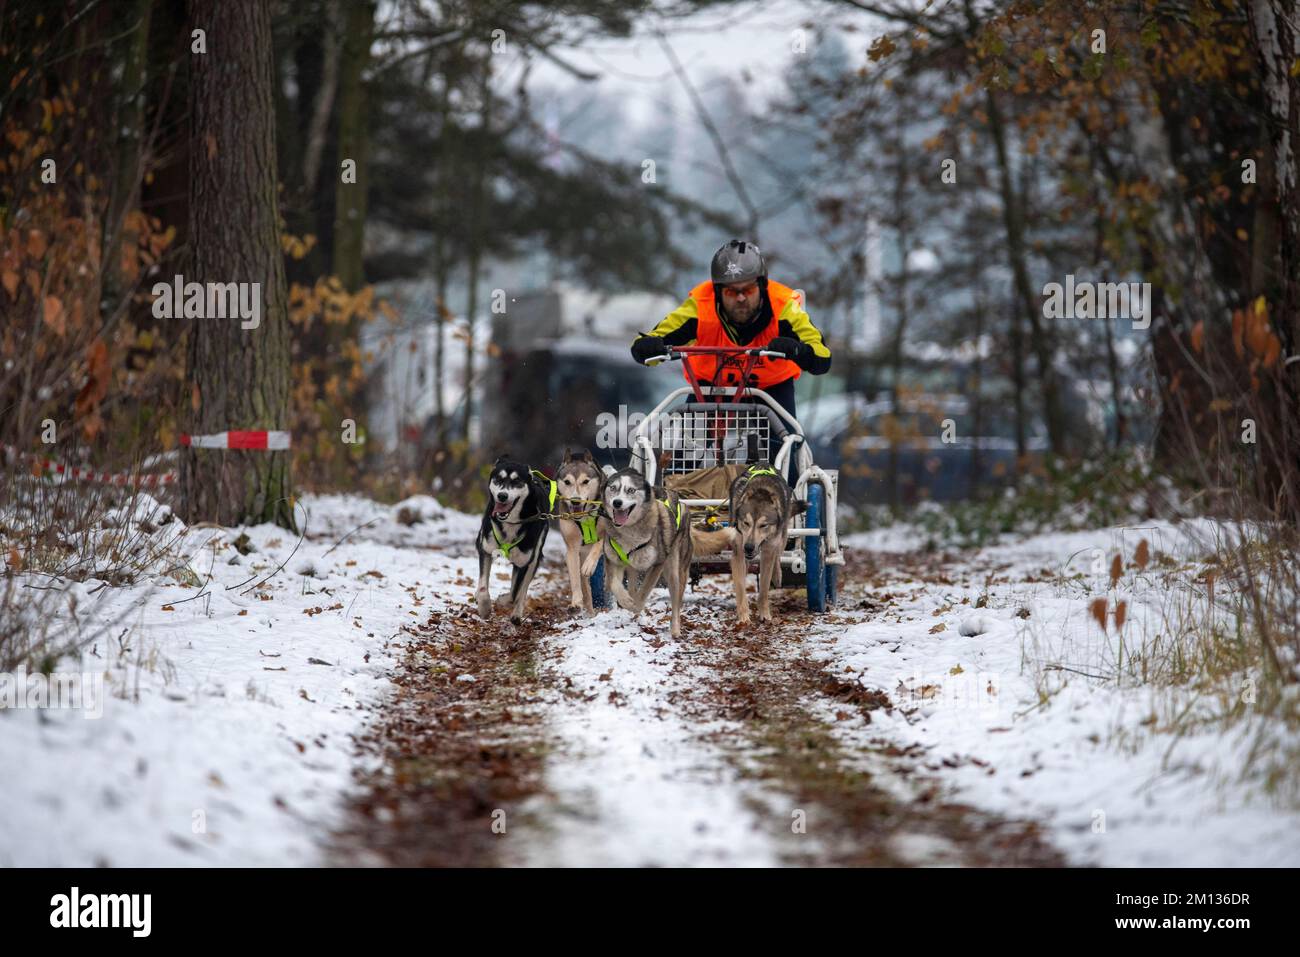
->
821, 522, 1300, 867
0, 493, 478, 866
5, 491, 1297, 866
511, 601, 790, 867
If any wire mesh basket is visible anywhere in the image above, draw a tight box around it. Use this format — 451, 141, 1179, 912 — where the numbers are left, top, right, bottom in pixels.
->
658, 402, 776, 476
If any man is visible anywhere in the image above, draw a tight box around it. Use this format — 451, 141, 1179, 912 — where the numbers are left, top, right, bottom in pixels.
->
630, 239, 831, 423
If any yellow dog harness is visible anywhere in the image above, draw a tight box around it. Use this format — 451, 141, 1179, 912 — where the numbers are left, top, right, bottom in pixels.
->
608, 496, 684, 566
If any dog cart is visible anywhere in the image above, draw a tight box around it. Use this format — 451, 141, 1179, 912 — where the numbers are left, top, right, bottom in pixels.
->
623, 344, 845, 611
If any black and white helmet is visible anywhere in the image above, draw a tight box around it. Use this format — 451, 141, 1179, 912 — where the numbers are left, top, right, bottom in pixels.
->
710, 239, 766, 285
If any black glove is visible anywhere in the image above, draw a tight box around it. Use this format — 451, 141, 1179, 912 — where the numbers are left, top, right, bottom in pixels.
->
765, 336, 809, 365
631, 336, 668, 364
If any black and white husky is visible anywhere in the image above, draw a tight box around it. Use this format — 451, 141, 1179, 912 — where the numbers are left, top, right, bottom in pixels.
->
475, 456, 551, 624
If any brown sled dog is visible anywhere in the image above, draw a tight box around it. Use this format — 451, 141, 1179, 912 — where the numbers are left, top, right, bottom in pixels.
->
553, 449, 606, 616
692, 466, 806, 625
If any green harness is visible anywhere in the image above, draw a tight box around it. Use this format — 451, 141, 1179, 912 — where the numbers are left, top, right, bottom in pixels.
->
608, 496, 684, 566
492, 524, 522, 558
492, 472, 558, 558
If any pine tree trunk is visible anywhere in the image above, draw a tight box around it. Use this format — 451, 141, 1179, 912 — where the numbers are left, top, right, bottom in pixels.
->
182, 0, 294, 530
332, 0, 374, 294
461, 64, 492, 445
103, 0, 151, 309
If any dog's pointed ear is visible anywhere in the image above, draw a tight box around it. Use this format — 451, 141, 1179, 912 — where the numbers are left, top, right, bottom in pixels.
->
581, 448, 594, 463
791, 500, 809, 516
562, 448, 574, 463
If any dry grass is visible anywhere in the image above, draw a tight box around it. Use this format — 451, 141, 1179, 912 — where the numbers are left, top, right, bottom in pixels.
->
1019, 521, 1300, 802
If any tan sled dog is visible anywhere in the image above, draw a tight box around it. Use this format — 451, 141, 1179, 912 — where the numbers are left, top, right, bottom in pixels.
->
553, 449, 606, 616
692, 466, 805, 624
581, 467, 692, 638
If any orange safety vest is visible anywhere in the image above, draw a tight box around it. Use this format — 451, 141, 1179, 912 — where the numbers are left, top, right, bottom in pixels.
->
684, 279, 803, 389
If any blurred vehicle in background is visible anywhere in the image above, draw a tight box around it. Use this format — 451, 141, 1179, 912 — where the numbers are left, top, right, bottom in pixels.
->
482, 286, 680, 468
800, 388, 1050, 507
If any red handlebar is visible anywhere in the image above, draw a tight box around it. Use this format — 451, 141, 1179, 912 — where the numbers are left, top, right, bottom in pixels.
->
652, 344, 789, 403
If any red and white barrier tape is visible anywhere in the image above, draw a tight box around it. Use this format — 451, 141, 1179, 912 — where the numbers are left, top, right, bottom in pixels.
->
3, 430, 291, 487
3, 444, 177, 487
180, 430, 291, 450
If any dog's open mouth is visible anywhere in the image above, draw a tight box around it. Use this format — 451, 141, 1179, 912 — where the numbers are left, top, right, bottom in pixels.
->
611, 506, 632, 526
492, 500, 513, 517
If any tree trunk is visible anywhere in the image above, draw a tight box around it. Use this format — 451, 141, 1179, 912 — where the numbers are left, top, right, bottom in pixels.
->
887, 123, 909, 510
183, 0, 294, 530
461, 63, 492, 444
433, 79, 451, 447
462, 248, 480, 444
435, 247, 448, 443
1247, 0, 1300, 350
103, 0, 152, 308
985, 88, 1067, 458
1246, 0, 1300, 518
301, 0, 342, 199
970, 283, 985, 496
332, 0, 374, 294
1009, 279, 1027, 466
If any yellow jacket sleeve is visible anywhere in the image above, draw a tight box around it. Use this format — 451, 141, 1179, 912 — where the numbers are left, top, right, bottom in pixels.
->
639, 295, 699, 344
778, 297, 831, 359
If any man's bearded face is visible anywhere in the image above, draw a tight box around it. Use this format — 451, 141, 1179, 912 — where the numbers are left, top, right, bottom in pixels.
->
720, 279, 761, 325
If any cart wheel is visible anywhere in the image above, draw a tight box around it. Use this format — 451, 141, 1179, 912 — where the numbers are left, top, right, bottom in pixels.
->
591, 556, 608, 609
826, 562, 839, 608
805, 483, 826, 612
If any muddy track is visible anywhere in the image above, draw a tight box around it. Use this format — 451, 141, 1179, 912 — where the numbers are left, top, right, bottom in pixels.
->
333, 548, 1065, 866
330, 590, 572, 866
668, 587, 1063, 866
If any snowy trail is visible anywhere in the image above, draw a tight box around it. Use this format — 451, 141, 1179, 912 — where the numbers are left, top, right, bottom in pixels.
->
12, 492, 1294, 867
342, 554, 1063, 867
508, 600, 789, 867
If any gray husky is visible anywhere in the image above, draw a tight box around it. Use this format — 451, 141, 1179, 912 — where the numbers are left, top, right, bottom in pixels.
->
554, 449, 606, 616
692, 466, 805, 624
581, 467, 693, 638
